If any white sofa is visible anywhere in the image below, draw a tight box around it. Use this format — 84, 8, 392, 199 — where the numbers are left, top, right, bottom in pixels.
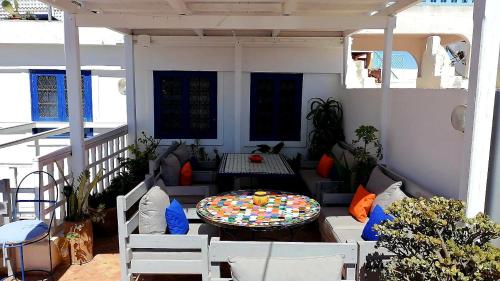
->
319, 164, 435, 281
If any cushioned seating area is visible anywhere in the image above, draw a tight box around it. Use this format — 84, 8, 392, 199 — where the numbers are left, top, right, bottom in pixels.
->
299, 169, 328, 197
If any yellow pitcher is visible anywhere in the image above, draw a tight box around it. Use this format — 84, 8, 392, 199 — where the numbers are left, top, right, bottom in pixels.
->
253, 191, 269, 206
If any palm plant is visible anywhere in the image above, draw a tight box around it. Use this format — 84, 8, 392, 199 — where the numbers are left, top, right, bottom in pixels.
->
307, 98, 345, 160
59, 168, 104, 222
1, 0, 36, 19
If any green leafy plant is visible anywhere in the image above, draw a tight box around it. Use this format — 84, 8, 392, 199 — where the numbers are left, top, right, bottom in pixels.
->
307, 98, 345, 160
191, 139, 209, 161
373, 197, 500, 281
351, 125, 383, 185
60, 169, 104, 222
89, 132, 159, 210
1, 0, 36, 19
251, 142, 284, 154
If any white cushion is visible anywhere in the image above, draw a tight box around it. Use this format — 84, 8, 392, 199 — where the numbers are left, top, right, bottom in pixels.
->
229, 256, 343, 281
370, 182, 407, 213
139, 185, 170, 234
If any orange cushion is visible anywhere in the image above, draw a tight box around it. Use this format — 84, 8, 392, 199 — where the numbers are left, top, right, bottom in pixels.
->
348, 185, 376, 223
316, 154, 335, 178
179, 162, 193, 186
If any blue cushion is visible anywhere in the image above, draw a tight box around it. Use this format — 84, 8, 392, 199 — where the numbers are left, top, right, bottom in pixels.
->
362, 205, 393, 241
0, 219, 49, 245
165, 199, 189, 234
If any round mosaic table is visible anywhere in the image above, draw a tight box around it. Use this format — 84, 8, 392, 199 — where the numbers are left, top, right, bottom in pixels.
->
196, 190, 321, 231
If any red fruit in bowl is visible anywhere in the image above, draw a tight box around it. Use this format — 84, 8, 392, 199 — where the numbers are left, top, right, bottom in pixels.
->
249, 154, 263, 163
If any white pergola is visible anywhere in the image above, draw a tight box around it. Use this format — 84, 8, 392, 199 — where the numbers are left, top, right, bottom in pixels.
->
40, 0, 499, 216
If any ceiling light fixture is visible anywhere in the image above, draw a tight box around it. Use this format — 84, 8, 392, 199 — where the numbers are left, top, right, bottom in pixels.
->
386, 1, 396, 7
369, 10, 379, 16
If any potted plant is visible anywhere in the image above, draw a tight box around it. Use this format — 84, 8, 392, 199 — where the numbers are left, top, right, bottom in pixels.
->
88, 132, 159, 236
306, 98, 345, 160
60, 169, 103, 265
189, 139, 223, 171
351, 125, 383, 186
372, 197, 500, 281
1, 0, 37, 19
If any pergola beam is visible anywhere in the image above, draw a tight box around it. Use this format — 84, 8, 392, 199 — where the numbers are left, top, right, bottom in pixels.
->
282, 0, 297, 15
165, 0, 191, 15
75, 14, 391, 30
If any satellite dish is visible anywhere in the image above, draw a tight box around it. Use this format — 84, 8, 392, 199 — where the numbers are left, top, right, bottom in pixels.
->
451, 105, 467, 133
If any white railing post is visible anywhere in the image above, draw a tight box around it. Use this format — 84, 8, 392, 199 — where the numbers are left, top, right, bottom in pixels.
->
64, 12, 85, 178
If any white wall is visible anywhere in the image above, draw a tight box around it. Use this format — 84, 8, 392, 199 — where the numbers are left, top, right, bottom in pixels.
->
134, 38, 343, 157
341, 88, 467, 199
0, 44, 126, 124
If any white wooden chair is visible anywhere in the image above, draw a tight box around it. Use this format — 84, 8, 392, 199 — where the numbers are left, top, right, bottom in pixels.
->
209, 238, 358, 281
117, 175, 211, 281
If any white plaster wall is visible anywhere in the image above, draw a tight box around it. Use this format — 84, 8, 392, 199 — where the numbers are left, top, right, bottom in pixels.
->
134, 41, 343, 157
341, 88, 466, 199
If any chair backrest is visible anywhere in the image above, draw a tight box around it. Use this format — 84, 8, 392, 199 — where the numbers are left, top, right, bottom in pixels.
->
209, 238, 358, 281
14, 171, 58, 230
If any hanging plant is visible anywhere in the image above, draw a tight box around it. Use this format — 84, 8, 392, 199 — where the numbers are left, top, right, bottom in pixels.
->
306, 98, 345, 160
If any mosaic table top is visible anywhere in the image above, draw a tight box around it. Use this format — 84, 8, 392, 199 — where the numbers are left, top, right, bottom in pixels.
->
196, 190, 321, 230
218, 154, 295, 176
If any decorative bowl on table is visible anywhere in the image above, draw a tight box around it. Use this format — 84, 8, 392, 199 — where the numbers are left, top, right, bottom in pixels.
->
249, 154, 263, 163
253, 191, 269, 206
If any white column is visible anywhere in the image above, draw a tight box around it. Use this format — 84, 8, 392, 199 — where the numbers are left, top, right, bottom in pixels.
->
459, 0, 500, 217
343, 36, 352, 87
234, 40, 242, 153
380, 16, 396, 165
124, 35, 137, 146
64, 13, 85, 177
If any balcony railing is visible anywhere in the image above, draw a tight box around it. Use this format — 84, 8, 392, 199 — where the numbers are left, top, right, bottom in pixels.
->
25, 125, 128, 233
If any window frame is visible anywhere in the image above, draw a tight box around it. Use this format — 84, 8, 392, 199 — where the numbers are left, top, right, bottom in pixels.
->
250, 72, 303, 142
30, 69, 93, 122
153, 71, 218, 140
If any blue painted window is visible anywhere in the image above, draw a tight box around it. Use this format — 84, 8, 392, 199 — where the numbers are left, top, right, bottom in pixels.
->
30, 70, 93, 122
250, 73, 303, 141
154, 71, 217, 139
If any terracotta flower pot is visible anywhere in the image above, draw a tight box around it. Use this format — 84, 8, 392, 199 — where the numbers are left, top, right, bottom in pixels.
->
64, 219, 94, 265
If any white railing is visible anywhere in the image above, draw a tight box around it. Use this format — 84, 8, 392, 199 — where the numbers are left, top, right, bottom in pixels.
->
33, 125, 128, 233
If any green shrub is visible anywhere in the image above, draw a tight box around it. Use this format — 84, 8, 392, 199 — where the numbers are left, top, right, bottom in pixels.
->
374, 197, 500, 281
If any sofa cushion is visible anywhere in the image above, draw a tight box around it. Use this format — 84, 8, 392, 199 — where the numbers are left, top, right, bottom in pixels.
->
299, 169, 327, 197
139, 185, 170, 234
348, 185, 375, 223
161, 154, 181, 186
333, 228, 364, 243
180, 161, 193, 186
322, 207, 367, 230
173, 143, 192, 165
229, 256, 343, 281
165, 199, 189, 234
370, 182, 407, 213
316, 154, 335, 178
366, 166, 402, 195
331, 144, 356, 170
362, 205, 394, 241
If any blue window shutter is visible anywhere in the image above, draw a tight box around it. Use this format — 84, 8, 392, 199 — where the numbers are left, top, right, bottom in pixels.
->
250, 73, 302, 141
30, 70, 93, 122
153, 71, 217, 139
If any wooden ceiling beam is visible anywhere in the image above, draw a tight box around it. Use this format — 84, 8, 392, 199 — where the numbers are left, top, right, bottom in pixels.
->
165, 0, 191, 15
75, 14, 391, 30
